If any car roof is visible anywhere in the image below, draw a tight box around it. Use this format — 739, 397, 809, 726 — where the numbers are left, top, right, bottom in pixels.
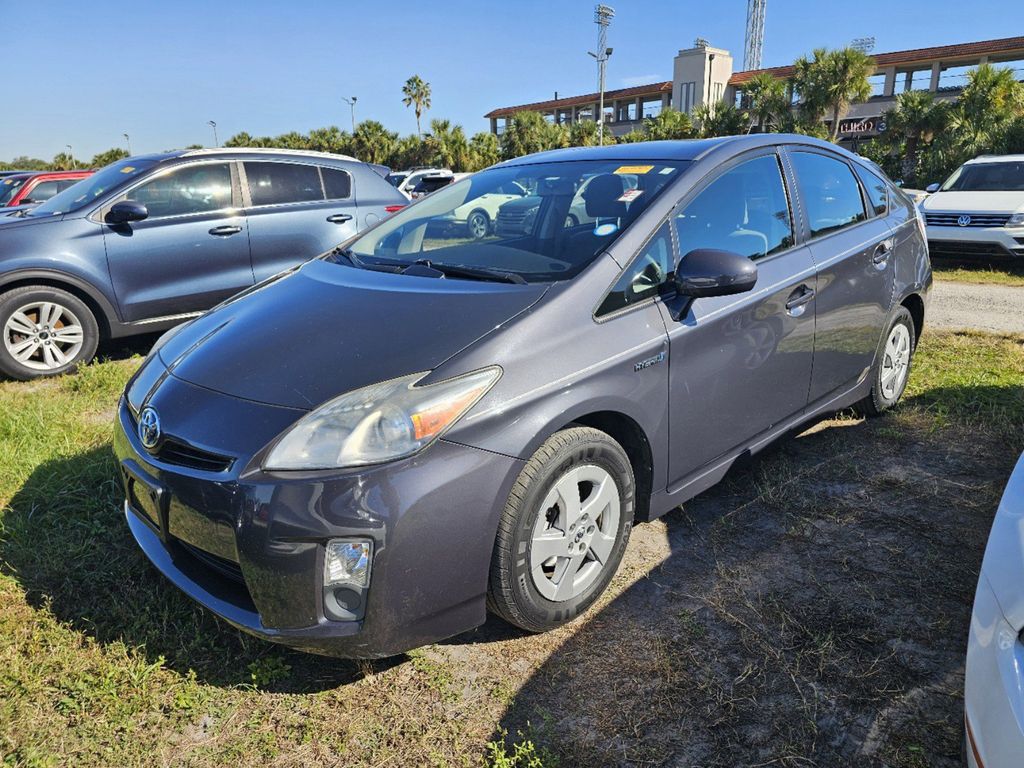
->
180, 147, 359, 163
496, 133, 862, 167
965, 154, 1024, 164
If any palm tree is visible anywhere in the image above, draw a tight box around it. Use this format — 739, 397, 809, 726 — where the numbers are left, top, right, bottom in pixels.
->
794, 47, 874, 142
884, 90, 949, 185
89, 148, 130, 168
643, 108, 695, 140
694, 102, 747, 138
429, 118, 470, 170
742, 72, 790, 133
500, 111, 567, 160
402, 75, 432, 136
467, 132, 500, 171
352, 120, 398, 165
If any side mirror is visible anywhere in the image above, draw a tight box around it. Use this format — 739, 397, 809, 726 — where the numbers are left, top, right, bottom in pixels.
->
106, 200, 149, 225
675, 248, 757, 299
925, 183, 940, 193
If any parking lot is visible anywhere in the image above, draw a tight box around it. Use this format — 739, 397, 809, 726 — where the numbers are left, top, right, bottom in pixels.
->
1, 287, 1021, 765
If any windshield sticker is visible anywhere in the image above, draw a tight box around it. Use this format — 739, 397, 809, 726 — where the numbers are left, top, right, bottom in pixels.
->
618, 189, 644, 203
2, 180, 11, 185
615, 165, 653, 175
120, 166, 135, 173
594, 222, 618, 236
659, 167, 675, 174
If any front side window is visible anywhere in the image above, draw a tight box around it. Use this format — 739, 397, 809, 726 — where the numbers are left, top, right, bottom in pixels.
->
790, 151, 866, 237
855, 165, 888, 216
129, 162, 232, 218
674, 154, 794, 261
22, 180, 60, 202
940, 161, 1024, 192
245, 161, 323, 206
341, 159, 686, 283
597, 222, 673, 316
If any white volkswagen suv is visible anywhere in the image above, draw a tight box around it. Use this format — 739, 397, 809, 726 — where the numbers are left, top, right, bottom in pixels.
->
921, 155, 1024, 260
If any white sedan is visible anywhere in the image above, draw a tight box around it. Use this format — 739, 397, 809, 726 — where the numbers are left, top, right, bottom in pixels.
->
965, 451, 1024, 766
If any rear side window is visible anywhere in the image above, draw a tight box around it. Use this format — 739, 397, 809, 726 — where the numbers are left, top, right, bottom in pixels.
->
674, 154, 794, 261
597, 222, 673, 316
321, 167, 352, 200
130, 162, 233, 218
790, 152, 867, 237
245, 162, 323, 206
855, 166, 888, 216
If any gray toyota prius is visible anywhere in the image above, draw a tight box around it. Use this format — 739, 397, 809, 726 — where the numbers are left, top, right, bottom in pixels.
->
114, 135, 931, 657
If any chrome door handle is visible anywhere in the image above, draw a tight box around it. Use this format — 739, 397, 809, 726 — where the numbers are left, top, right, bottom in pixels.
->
208, 225, 242, 236
785, 286, 815, 314
326, 213, 353, 224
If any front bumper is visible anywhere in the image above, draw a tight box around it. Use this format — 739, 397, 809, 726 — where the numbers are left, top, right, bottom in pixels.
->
926, 224, 1024, 259
114, 375, 524, 658
964, 573, 1024, 767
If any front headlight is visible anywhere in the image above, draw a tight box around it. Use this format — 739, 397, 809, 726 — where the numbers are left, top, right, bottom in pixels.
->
1007, 213, 1024, 227
263, 367, 501, 470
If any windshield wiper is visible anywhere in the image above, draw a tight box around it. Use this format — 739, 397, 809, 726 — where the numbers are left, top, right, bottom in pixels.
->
328, 246, 365, 268
409, 259, 527, 285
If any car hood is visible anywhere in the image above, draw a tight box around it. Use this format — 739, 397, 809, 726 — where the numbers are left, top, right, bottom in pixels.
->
922, 191, 1024, 214
159, 258, 549, 409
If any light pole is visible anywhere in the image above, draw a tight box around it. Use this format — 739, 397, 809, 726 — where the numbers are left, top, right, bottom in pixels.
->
589, 5, 615, 144
123, 133, 131, 155
341, 96, 358, 132
207, 120, 219, 147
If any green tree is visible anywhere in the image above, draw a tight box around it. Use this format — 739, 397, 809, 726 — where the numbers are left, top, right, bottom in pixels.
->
1, 156, 49, 171
793, 47, 873, 142
882, 90, 950, 185
89, 147, 130, 168
500, 111, 567, 160
642, 108, 695, 140
50, 152, 80, 170
389, 134, 432, 170
694, 102, 747, 138
307, 126, 351, 155
567, 119, 615, 147
742, 73, 790, 133
428, 119, 470, 170
402, 75, 432, 136
617, 129, 648, 144
225, 131, 254, 147
467, 131, 500, 171
351, 120, 398, 165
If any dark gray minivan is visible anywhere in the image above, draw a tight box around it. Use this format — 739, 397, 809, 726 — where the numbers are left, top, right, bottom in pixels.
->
0, 149, 405, 379
114, 135, 931, 657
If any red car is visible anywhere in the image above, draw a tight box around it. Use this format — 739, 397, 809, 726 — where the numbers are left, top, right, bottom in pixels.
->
0, 170, 93, 208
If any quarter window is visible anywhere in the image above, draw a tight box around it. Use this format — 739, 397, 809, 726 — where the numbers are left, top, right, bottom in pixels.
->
321, 167, 352, 200
855, 165, 888, 216
674, 154, 794, 261
597, 222, 673, 317
129, 163, 233, 218
790, 152, 867, 237
245, 162, 323, 206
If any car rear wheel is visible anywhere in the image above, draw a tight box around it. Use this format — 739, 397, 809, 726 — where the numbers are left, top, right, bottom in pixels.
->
857, 305, 916, 416
0, 286, 99, 380
487, 426, 634, 632
467, 210, 490, 239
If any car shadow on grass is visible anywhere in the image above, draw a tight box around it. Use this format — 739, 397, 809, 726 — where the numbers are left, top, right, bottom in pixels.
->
0, 445, 399, 692
486, 387, 1023, 767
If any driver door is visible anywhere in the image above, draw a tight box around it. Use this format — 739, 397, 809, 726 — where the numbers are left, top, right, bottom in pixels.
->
658, 150, 817, 492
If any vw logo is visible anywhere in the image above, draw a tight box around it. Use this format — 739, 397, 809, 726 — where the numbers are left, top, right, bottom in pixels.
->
137, 407, 161, 449
957, 215, 972, 227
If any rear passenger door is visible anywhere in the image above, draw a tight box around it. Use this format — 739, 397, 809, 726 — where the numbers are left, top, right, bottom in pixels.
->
785, 149, 895, 404
241, 161, 359, 282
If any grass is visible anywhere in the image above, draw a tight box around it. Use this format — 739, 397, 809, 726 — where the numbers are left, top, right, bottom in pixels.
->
0, 330, 1022, 766
931, 258, 1024, 287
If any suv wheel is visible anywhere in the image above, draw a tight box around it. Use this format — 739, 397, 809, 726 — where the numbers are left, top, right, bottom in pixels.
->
467, 210, 490, 239
487, 426, 634, 632
858, 305, 916, 416
0, 286, 100, 380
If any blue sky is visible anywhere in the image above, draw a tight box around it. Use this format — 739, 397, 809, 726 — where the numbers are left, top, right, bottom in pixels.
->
3, 0, 1021, 161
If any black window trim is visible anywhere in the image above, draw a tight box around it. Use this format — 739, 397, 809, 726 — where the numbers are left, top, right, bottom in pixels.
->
851, 161, 889, 219
238, 158, 352, 209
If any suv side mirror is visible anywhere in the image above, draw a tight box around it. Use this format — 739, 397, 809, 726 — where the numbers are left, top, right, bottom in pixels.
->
674, 248, 757, 299
106, 200, 149, 225
925, 183, 940, 193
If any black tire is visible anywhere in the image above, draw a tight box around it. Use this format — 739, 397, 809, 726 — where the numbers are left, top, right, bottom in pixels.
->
0, 285, 100, 381
857, 305, 916, 417
467, 210, 490, 239
487, 426, 635, 633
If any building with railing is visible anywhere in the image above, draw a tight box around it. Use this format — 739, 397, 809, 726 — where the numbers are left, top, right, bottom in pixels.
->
485, 35, 1024, 145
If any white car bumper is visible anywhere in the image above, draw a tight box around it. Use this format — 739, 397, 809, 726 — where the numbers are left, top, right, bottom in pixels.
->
965, 572, 1024, 767
926, 224, 1024, 259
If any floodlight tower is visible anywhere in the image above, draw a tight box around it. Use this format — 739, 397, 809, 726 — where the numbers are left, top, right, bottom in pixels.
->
851, 37, 876, 53
589, 4, 615, 144
743, 0, 766, 71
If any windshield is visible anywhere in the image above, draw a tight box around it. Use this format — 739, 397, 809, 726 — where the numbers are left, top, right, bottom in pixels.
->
343, 159, 686, 283
386, 173, 407, 188
0, 176, 28, 206
940, 161, 1024, 192
26, 158, 159, 216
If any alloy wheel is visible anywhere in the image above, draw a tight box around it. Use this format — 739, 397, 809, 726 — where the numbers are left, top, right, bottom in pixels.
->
529, 464, 621, 602
880, 323, 911, 400
3, 301, 85, 371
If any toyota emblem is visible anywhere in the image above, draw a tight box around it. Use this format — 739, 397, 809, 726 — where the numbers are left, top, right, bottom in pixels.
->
957, 215, 972, 227
137, 407, 161, 449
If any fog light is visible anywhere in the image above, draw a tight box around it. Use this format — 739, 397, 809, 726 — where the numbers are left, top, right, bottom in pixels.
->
324, 539, 372, 588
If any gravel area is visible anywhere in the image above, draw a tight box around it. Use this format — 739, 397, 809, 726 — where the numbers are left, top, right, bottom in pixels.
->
929, 280, 1024, 333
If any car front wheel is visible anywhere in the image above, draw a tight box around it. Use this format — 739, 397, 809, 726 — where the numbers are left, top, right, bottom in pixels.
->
467, 210, 490, 239
0, 286, 100, 380
487, 426, 634, 632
